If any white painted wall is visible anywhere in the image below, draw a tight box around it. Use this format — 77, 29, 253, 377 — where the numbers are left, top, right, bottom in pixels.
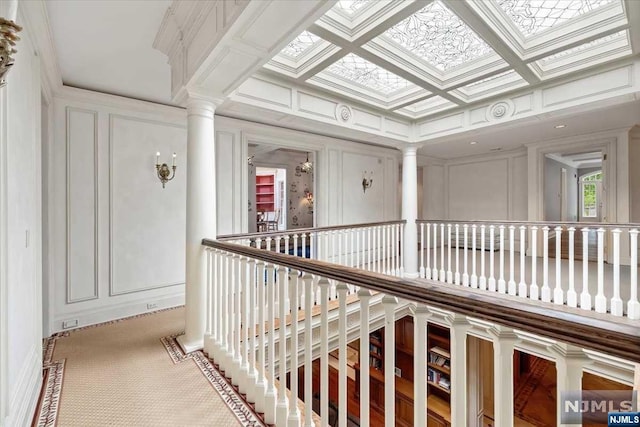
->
0, 7, 44, 425
628, 127, 640, 223
49, 89, 187, 334
421, 150, 528, 221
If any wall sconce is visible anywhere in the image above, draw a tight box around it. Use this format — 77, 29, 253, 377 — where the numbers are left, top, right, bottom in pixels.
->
362, 171, 373, 193
304, 189, 314, 205
0, 18, 22, 88
155, 151, 177, 188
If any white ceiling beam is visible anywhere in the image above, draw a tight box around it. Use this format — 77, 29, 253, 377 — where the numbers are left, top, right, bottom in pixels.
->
443, 0, 541, 85
306, 22, 467, 107
624, 0, 640, 55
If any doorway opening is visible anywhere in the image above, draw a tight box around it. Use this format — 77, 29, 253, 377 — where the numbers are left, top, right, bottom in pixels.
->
248, 144, 315, 232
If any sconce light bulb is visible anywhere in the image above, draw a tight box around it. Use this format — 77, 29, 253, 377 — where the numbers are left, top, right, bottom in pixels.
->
156, 152, 160, 156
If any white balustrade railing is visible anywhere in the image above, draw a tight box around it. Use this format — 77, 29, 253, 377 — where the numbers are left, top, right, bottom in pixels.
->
418, 220, 640, 320
202, 238, 639, 427
219, 221, 405, 277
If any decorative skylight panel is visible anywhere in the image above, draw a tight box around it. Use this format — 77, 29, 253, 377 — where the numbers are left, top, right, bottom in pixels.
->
539, 30, 628, 63
379, 0, 495, 72
496, 0, 616, 37
280, 31, 322, 59
332, 0, 371, 17
324, 53, 413, 95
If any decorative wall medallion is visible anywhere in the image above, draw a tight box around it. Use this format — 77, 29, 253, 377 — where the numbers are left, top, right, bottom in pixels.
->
487, 100, 514, 122
335, 104, 353, 124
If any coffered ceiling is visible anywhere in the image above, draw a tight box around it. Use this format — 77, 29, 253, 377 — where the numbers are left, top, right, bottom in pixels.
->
263, 0, 637, 120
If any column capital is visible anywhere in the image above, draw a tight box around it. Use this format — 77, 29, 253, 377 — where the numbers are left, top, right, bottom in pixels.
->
401, 143, 423, 156
186, 97, 221, 118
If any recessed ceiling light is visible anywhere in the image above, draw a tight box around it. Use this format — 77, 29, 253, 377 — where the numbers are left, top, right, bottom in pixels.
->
470, 141, 478, 145
555, 124, 567, 129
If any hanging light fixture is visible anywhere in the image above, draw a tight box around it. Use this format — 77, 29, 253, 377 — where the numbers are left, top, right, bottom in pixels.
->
301, 152, 313, 173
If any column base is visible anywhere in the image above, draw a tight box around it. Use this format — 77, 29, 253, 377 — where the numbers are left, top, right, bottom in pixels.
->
177, 334, 204, 354
404, 271, 420, 279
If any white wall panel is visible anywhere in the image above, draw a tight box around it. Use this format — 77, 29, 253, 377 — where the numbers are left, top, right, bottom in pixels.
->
109, 116, 186, 295
341, 152, 385, 224
66, 108, 98, 302
448, 159, 509, 220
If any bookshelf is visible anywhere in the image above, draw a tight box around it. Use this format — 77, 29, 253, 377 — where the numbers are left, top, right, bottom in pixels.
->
369, 329, 383, 370
256, 174, 275, 212
427, 324, 451, 402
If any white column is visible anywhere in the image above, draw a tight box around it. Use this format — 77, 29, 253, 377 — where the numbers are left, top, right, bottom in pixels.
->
402, 145, 419, 278
554, 345, 587, 427
358, 289, 373, 427
179, 99, 217, 353
492, 328, 517, 427
449, 317, 469, 427
414, 305, 429, 427
383, 295, 398, 427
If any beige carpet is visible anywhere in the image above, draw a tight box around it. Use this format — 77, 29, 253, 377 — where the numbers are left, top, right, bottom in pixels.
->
36, 307, 262, 427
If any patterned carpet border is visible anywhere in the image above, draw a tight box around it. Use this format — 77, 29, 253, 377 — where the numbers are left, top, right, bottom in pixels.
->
160, 334, 266, 427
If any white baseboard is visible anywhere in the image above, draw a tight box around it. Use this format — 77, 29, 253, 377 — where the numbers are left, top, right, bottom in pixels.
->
5, 345, 41, 427
51, 292, 185, 334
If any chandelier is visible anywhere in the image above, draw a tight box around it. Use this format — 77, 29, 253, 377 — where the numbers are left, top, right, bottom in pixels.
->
301, 152, 313, 173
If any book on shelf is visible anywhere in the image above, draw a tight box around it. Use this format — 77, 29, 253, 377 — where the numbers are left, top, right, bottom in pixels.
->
429, 346, 451, 359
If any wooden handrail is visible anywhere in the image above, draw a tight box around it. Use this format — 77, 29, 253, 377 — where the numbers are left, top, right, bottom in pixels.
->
417, 219, 640, 230
217, 220, 406, 240
203, 238, 640, 363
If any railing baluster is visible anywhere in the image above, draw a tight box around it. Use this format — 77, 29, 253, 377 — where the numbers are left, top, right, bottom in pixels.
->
367, 226, 372, 271
488, 225, 496, 291
220, 253, 229, 367
426, 223, 431, 279
276, 267, 289, 424
228, 255, 238, 381
205, 249, 212, 350
530, 227, 538, 300
234, 256, 243, 384
518, 226, 527, 298
351, 227, 355, 268
508, 225, 516, 296
358, 289, 372, 427
542, 227, 550, 302
288, 270, 301, 426
440, 223, 446, 281
554, 226, 563, 305
447, 223, 453, 283
595, 228, 606, 313
433, 223, 439, 280
455, 224, 460, 285
247, 259, 257, 403
239, 257, 250, 394
567, 227, 577, 307
390, 225, 396, 275
355, 228, 360, 270
265, 263, 277, 424
293, 233, 299, 258
383, 295, 398, 427
471, 224, 477, 288
463, 224, 469, 287
498, 225, 506, 293
479, 224, 486, 290
420, 223, 425, 278
611, 229, 623, 316
303, 273, 314, 427
629, 229, 640, 320
383, 225, 388, 274
400, 222, 405, 276
580, 227, 591, 310
255, 261, 266, 413
337, 283, 349, 427
319, 278, 330, 426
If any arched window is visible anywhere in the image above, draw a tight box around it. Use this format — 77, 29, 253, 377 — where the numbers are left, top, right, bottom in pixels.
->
581, 171, 602, 218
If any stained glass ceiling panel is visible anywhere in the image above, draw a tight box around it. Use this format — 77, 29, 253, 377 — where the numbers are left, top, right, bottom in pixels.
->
538, 30, 628, 63
324, 53, 413, 95
496, 0, 616, 38
332, 0, 372, 17
280, 31, 322, 59
379, 0, 495, 72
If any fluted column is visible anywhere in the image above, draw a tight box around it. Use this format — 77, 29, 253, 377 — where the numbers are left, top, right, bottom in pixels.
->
178, 98, 217, 353
402, 145, 419, 278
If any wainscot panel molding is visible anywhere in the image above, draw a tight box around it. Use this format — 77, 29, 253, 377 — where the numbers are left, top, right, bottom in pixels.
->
108, 115, 187, 296
66, 107, 99, 303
